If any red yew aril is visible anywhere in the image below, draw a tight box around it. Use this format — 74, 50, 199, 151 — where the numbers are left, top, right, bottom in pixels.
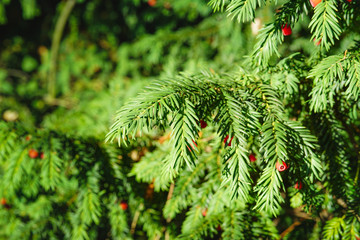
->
310, 0, 321, 7
281, 24, 292, 36
276, 161, 288, 171
40, 152, 45, 159
294, 181, 303, 190
148, 0, 156, 7
187, 140, 197, 152
249, 154, 256, 162
28, 149, 39, 158
202, 209, 207, 217
0, 198, 10, 209
314, 38, 321, 46
200, 120, 207, 129
120, 201, 128, 210
224, 135, 234, 146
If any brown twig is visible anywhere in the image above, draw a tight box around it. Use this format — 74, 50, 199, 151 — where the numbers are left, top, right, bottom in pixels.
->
166, 183, 175, 202
279, 218, 306, 239
164, 182, 175, 240
44, 96, 76, 108
130, 203, 143, 235
6, 68, 30, 80
158, 132, 171, 144
66, 193, 78, 206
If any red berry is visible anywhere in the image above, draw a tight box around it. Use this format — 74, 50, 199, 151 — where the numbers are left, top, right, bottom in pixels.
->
314, 38, 321, 46
281, 24, 292, 36
275, 161, 288, 171
200, 120, 207, 129
347, 0, 352, 2
40, 152, 45, 159
0, 198, 6, 205
120, 201, 128, 210
148, 0, 156, 6
309, 0, 321, 7
249, 154, 256, 162
202, 209, 207, 217
224, 135, 234, 146
216, 225, 222, 231
25, 135, 31, 141
294, 181, 303, 190
28, 149, 39, 159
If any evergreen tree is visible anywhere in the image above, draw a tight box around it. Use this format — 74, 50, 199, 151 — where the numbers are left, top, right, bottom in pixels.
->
0, 0, 360, 239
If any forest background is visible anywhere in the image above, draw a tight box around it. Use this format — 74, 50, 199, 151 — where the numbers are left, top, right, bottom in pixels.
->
0, 0, 359, 239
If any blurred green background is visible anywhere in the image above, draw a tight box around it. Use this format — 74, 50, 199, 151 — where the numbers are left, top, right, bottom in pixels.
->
0, 0, 261, 137
0, 0, 333, 135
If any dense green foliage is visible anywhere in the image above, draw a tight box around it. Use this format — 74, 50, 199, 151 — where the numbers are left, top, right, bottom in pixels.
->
0, 0, 360, 239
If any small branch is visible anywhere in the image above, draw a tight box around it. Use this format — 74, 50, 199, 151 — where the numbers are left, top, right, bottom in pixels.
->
44, 96, 76, 109
158, 132, 171, 144
48, 0, 76, 100
279, 218, 305, 239
166, 183, 175, 203
154, 230, 164, 240
6, 68, 30, 80
130, 203, 143, 235
66, 193, 77, 206
289, 207, 314, 220
336, 198, 347, 209
355, 158, 360, 185
164, 182, 175, 240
